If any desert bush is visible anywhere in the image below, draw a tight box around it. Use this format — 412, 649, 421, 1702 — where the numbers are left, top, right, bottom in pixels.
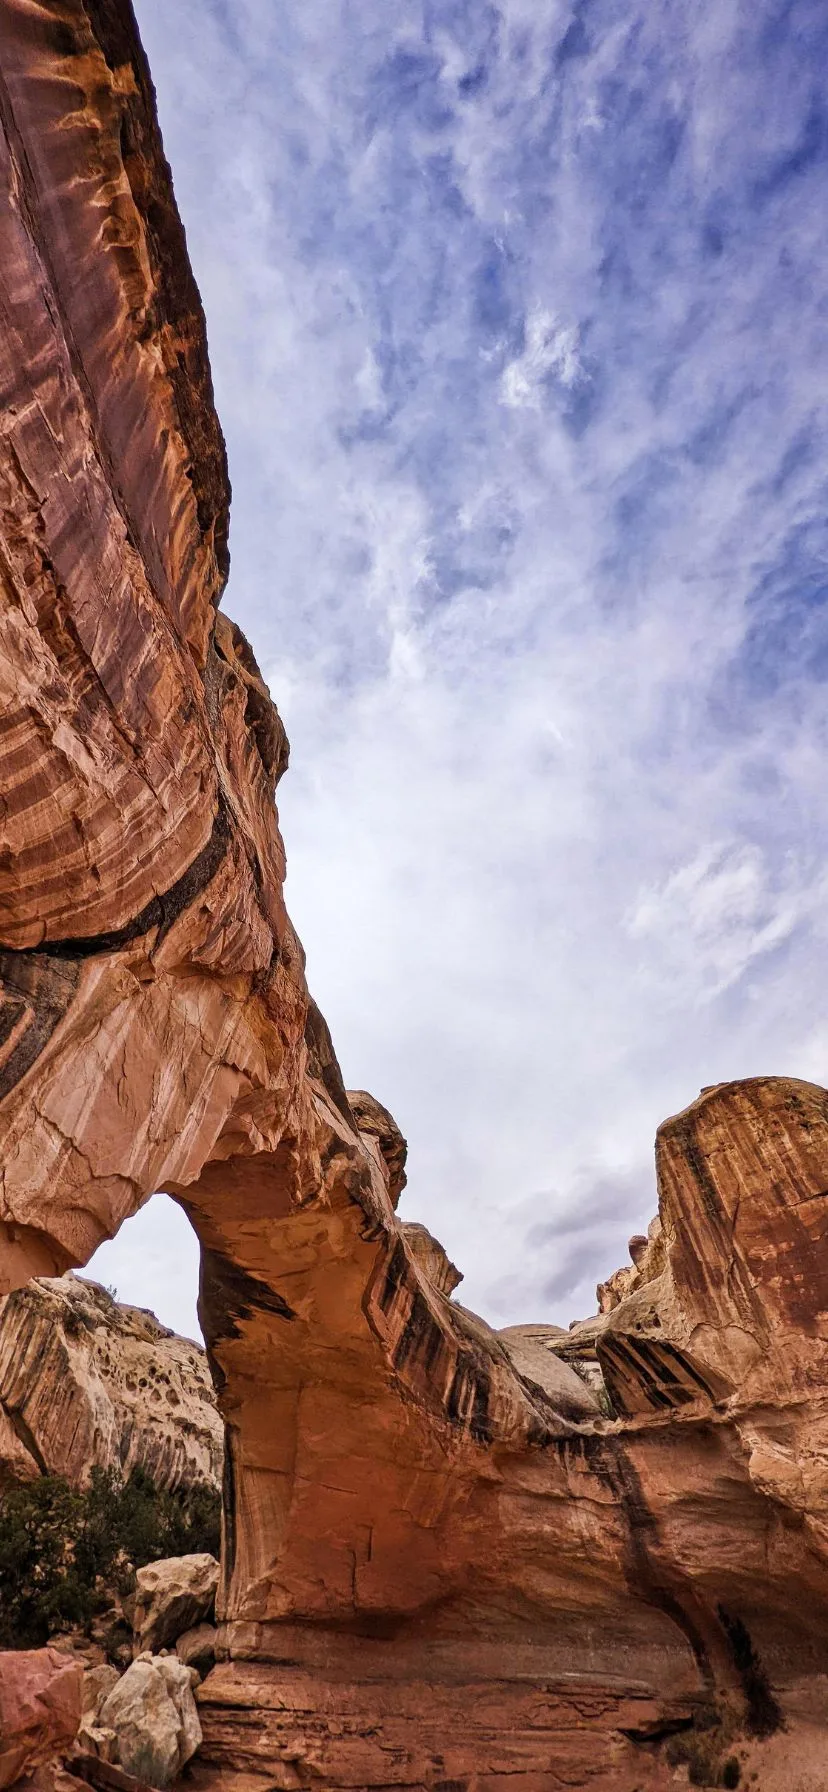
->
664, 1709, 742, 1790
0, 1464, 220, 1648
665, 1731, 722, 1787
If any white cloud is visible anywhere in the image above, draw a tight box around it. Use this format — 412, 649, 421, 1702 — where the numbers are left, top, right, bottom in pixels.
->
626, 842, 816, 1003
500, 309, 583, 410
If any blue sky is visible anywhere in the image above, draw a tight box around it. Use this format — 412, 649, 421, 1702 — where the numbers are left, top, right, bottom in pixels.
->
92, 0, 828, 1338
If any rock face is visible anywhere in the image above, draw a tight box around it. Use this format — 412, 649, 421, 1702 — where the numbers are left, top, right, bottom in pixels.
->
0, 1274, 222, 1490
4, 4, 828, 1788
0, 1649, 82, 1788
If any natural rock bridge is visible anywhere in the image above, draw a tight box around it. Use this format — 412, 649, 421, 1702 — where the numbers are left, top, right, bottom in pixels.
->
2, 4, 828, 1785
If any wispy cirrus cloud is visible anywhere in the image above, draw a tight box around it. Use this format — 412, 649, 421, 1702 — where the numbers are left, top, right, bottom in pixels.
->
92, 0, 828, 1338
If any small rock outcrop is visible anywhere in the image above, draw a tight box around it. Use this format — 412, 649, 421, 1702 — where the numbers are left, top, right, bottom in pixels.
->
132, 1555, 219, 1655
0, 1650, 82, 1788
0, 1276, 222, 1492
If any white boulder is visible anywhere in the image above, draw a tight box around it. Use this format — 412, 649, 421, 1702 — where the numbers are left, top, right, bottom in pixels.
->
97, 1655, 201, 1787
132, 1552, 219, 1653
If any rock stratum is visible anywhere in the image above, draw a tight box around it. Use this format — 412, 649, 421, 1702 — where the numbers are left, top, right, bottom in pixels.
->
2, 3, 828, 1787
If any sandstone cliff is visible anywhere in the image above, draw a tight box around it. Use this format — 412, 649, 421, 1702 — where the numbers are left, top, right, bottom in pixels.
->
2, 4, 828, 1788
0, 1275, 222, 1491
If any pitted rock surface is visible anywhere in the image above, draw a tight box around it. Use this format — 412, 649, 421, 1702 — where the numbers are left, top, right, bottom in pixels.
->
0, 1274, 222, 1490
133, 1554, 219, 1655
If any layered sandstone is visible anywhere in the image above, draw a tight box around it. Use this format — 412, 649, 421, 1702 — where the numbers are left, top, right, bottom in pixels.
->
3, 4, 828, 1788
0, 1275, 222, 1490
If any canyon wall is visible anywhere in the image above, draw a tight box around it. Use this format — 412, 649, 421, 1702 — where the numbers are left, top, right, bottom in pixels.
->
3, 4, 828, 1786
0, 1274, 222, 1490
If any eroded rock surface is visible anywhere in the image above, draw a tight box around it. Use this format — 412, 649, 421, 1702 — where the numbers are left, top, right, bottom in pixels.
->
0, 1275, 222, 1490
3, 4, 828, 1787
97, 1656, 201, 1787
132, 1554, 219, 1655
175, 1624, 217, 1678
0, 1649, 82, 1788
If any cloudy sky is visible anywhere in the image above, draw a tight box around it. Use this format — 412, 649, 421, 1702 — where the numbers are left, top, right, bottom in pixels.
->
91, 0, 828, 1342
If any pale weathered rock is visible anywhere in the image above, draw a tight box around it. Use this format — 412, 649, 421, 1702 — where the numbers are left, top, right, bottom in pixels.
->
0, 1275, 222, 1491
498, 1322, 601, 1418
175, 1624, 217, 1677
73, 1721, 118, 1764
80, 1664, 119, 1719
0, 1649, 82, 1789
132, 1555, 219, 1654
0, 1399, 40, 1485
75, 1660, 120, 1763
97, 1657, 201, 1787
4, 4, 828, 1787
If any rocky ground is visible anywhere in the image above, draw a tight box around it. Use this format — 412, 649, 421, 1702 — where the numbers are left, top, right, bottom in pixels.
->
0, 1277, 222, 1789
1, 1550, 220, 1791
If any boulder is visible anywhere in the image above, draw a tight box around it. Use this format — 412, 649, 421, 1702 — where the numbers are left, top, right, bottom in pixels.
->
73, 1722, 118, 1764
97, 1657, 201, 1787
175, 1624, 217, 1677
0, 1648, 82, 1789
81, 1664, 119, 1719
498, 1323, 602, 1418
347, 1089, 408, 1206
132, 1555, 219, 1654
400, 1221, 462, 1296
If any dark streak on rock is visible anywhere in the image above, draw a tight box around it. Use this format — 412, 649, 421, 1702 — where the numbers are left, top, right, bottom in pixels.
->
0, 953, 80, 1104
393, 1288, 448, 1380
222, 1425, 237, 1581
199, 1247, 297, 1348
672, 1115, 724, 1225
717, 1605, 782, 1736
446, 1353, 492, 1445
1, 802, 230, 961
667, 1108, 765, 1331
598, 1333, 720, 1416
5, 1401, 49, 1474
585, 1437, 716, 1692
378, 1240, 407, 1317
80, 0, 231, 587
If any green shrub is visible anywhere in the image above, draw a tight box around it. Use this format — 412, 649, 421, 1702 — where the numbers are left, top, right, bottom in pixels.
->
721, 1759, 741, 1789
0, 1465, 220, 1649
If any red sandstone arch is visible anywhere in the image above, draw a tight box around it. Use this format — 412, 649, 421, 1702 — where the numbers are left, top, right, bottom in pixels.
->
4, 5, 828, 1783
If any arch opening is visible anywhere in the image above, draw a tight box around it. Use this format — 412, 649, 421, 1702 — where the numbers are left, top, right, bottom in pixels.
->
88, 1193, 203, 1344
